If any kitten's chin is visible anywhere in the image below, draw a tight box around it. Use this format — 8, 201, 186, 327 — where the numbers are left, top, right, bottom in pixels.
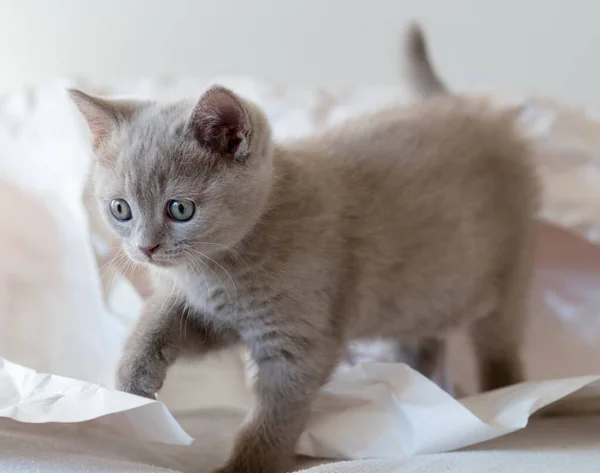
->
145, 258, 182, 269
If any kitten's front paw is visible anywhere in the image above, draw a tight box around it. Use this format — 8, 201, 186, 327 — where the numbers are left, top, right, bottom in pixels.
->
115, 359, 164, 399
116, 379, 158, 399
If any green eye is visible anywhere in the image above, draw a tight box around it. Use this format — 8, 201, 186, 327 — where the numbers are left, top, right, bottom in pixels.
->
110, 199, 132, 221
167, 199, 195, 221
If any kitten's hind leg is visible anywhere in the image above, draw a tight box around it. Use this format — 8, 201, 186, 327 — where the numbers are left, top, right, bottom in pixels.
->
470, 241, 531, 392
470, 309, 525, 392
394, 338, 443, 377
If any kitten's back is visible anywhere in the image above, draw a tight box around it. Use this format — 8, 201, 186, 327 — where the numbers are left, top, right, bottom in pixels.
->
274, 93, 537, 339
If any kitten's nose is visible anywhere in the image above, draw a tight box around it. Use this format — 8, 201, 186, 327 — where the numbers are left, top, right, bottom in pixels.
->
139, 244, 160, 258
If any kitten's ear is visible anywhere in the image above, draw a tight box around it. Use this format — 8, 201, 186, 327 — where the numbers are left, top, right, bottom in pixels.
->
188, 86, 251, 159
68, 89, 136, 148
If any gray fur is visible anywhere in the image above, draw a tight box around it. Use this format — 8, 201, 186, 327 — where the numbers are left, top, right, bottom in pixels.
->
403, 22, 448, 98
70, 76, 537, 473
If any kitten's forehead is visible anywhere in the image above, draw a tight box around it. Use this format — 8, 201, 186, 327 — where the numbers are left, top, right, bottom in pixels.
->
121, 102, 192, 165
112, 101, 213, 195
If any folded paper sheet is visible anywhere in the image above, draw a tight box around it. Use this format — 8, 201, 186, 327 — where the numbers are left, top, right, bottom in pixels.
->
0, 357, 192, 445
298, 363, 600, 459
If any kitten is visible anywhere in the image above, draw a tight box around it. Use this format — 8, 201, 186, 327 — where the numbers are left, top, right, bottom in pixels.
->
69, 42, 538, 473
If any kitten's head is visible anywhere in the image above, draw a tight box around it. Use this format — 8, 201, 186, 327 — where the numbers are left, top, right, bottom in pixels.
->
70, 86, 273, 267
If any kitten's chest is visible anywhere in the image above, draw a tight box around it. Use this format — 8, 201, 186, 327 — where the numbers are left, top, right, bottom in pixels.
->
172, 264, 250, 320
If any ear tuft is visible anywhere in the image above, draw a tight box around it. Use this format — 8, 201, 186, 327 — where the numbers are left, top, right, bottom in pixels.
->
189, 86, 251, 159
68, 89, 120, 149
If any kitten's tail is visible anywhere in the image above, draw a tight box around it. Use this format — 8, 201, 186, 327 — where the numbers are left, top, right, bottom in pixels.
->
403, 22, 449, 98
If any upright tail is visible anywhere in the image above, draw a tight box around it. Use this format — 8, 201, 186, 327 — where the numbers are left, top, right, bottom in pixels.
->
403, 22, 449, 98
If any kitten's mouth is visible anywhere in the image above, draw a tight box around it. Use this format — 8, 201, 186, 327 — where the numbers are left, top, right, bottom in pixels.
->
145, 254, 188, 268
124, 245, 188, 268
145, 258, 179, 268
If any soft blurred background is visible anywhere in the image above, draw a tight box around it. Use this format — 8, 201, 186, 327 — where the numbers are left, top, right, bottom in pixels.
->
0, 0, 598, 107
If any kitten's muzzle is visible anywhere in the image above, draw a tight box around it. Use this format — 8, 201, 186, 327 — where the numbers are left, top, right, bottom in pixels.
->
139, 244, 160, 259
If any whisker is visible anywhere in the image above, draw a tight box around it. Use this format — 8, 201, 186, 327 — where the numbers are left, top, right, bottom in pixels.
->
163, 288, 180, 337
194, 257, 227, 316
98, 250, 127, 274
182, 301, 192, 343
188, 241, 248, 266
189, 248, 240, 326
183, 249, 215, 329
101, 253, 131, 292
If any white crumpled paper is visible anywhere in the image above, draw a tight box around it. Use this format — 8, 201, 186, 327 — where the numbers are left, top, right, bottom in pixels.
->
299, 363, 600, 459
2, 353, 600, 462
0, 357, 191, 445
3, 79, 600, 469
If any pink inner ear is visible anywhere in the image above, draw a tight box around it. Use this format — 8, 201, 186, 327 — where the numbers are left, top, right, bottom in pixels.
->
190, 87, 250, 156
87, 115, 113, 147
69, 90, 118, 148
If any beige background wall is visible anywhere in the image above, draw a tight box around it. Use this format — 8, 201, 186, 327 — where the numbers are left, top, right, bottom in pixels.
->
0, 1, 596, 107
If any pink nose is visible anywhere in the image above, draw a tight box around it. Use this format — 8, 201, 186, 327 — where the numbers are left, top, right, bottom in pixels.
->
139, 244, 159, 258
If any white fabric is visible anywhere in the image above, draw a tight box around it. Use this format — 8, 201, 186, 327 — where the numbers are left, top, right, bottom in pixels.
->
2, 410, 600, 473
300, 416, 600, 472
0, 408, 240, 473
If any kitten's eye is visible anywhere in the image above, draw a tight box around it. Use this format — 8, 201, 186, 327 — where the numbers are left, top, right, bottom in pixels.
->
167, 199, 195, 222
110, 199, 132, 221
